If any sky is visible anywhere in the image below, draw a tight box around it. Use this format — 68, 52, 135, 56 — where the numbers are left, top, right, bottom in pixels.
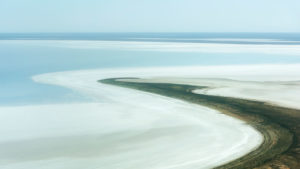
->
0, 0, 299, 33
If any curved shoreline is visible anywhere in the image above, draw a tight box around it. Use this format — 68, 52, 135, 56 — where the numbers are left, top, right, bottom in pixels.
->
100, 78, 300, 169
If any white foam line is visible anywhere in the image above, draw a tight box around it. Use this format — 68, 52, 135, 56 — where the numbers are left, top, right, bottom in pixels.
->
1, 40, 300, 55
130, 37, 299, 43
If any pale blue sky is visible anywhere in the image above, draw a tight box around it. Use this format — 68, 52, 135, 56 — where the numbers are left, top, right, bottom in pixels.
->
0, 0, 299, 32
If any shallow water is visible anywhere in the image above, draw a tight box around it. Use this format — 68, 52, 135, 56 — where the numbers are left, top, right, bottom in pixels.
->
1, 33, 300, 105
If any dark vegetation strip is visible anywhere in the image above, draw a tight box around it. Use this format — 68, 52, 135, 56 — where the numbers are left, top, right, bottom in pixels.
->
99, 78, 300, 169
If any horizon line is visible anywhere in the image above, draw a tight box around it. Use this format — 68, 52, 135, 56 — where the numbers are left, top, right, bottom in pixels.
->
1, 32, 300, 34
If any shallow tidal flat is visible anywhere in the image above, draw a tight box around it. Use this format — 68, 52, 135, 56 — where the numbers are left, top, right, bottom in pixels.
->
0, 70, 263, 169
101, 78, 300, 168
1, 65, 299, 169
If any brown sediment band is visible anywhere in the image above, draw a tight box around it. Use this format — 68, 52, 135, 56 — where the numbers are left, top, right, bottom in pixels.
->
99, 78, 300, 169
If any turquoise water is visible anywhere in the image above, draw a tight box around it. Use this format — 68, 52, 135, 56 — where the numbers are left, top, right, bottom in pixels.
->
1, 33, 300, 105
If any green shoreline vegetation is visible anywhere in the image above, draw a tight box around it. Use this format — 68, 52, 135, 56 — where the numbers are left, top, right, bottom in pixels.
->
99, 78, 300, 169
